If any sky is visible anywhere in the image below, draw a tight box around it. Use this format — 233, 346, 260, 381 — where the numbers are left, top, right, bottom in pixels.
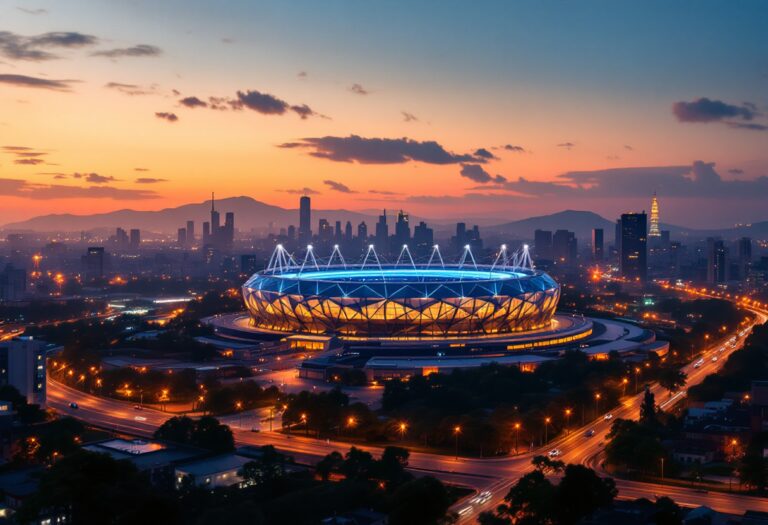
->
1, 0, 767, 228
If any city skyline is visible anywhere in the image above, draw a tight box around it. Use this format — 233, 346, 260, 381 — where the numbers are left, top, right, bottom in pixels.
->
1, 1, 768, 228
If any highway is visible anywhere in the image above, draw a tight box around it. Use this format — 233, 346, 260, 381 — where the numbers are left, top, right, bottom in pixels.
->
47, 306, 768, 523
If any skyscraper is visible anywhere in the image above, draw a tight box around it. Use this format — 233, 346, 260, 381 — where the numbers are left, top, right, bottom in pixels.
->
553, 230, 577, 266
375, 210, 388, 248
592, 228, 604, 261
177, 227, 187, 246
413, 221, 434, 253
299, 196, 311, 242
534, 230, 553, 261
210, 193, 220, 234
83, 247, 105, 281
649, 192, 661, 238
0, 337, 47, 405
707, 238, 728, 284
186, 220, 195, 245
129, 229, 141, 251
619, 213, 647, 281
395, 210, 410, 247
357, 221, 368, 241
344, 221, 353, 242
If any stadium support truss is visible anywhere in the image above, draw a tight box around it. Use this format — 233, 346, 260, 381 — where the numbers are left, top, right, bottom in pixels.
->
243, 244, 560, 338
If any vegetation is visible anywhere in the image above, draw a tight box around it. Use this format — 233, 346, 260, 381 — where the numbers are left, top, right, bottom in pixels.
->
154, 415, 235, 453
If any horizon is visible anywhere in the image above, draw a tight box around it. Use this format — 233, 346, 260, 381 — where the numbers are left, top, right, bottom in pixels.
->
1, 1, 767, 228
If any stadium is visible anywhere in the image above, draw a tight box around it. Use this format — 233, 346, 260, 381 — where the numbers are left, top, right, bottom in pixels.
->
242, 244, 559, 338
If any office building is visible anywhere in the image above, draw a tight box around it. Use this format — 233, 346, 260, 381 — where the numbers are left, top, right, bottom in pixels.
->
0, 264, 26, 301
592, 228, 604, 261
413, 221, 434, 253
357, 221, 368, 241
299, 196, 311, 242
534, 230, 553, 261
375, 211, 388, 249
129, 229, 141, 251
344, 221, 353, 242
394, 210, 410, 248
553, 230, 577, 266
83, 247, 105, 281
619, 213, 648, 281
318, 219, 333, 241
707, 238, 728, 284
177, 228, 187, 247
186, 220, 195, 245
0, 337, 48, 405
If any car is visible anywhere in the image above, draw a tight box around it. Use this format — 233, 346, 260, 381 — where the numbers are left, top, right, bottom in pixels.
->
584, 429, 595, 437
134, 416, 147, 421
133, 405, 143, 410
69, 402, 78, 409
548, 448, 562, 457
711, 356, 718, 362
477, 491, 492, 503
458, 506, 474, 517
604, 413, 613, 421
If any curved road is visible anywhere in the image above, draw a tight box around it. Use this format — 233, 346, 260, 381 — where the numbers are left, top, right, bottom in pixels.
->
48, 307, 768, 522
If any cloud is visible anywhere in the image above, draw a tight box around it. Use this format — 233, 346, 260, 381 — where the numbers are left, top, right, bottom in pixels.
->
459, 163, 507, 184
14, 158, 45, 165
134, 167, 149, 172
473, 148, 498, 160
369, 189, 403, 196
105, 81, 155, 96
402, 111, 418, 122
492, 161, 768, 200
672, 97, 757, 123
297, 71, 307, 79
179, 96, 208, 108
323, 180, 357, 193
729, 122, 768, 131
0, 177, 159, 200
624, 145, 634, 151
235, 89, 319, 119
17, 7, 48, 15
349, 83, 369, 95
155, 112, 178, 122
280, 187, 319, 195
503, 144, 526, 153
557, 142, 575, 149
135, 177, 167, 184
279, 135, 488, 164
728, 168, 744, 175
3, 145, 49, 164
0, 30, 97, 61
0, 73, 75, 91
92, 44, 161, 58
72, 172, 116, 184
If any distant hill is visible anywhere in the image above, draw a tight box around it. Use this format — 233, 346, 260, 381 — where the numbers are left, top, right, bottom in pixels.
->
1, 196, 379, 234
485, 210, 616, 241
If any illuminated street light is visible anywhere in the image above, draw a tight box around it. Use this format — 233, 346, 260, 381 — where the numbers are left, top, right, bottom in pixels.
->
514, 422, 521, 453
454, 425, 461, 459
544, 417, 551, 444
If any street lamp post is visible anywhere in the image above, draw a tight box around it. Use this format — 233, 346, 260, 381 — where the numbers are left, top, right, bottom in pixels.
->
453, 426, 461, 460
544, 417, 551, 444
301, 413, 308, 436
660, 457, 665, 480
514, 423, 521, 454
564, 409, 572, 434
594, 393, 601, 418
398, 422, 407, 441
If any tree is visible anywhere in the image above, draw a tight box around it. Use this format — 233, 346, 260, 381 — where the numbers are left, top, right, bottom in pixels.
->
531, 455, 564, 473
555, 464, 617, 525
605, 419, 667, 473
652, 496, 683, 525
17, 450, 178, 524
388, 476, 453, 525
316, 451, 343, 481
340, 447, 376, 481
239, 445, 287, 487
639, 387, 658, 427
377, 446, 413, 489
154, 415, 234, 452
658, 367, 687, 395
740, 452, 768, 490
499, 469, 556, 525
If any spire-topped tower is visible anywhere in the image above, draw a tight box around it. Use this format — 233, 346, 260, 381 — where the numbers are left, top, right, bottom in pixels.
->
649, 192, 661, 237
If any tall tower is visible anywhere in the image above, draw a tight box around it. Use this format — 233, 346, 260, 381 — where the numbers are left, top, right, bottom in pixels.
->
619, 212, 648, 281
299, 195, 311, 242
649, 192, 661, 238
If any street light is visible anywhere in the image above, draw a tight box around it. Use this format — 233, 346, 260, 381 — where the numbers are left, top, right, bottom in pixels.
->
594, 393, 601, 418
398, 422, 407, 441
544, 417, 551, 444
514, 422, 521, 453
564, 409, 572, 434
621, 377, 629, 397
453, 426, 461, 460
301, 413, 308, 436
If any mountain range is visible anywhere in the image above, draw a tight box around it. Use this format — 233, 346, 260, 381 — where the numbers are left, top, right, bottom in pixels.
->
2, 196, 765, 241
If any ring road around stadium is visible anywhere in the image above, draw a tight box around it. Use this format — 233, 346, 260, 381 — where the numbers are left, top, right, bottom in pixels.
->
206, 245, 668, 379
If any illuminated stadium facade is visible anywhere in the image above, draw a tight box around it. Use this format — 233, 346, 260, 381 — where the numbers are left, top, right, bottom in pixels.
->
242, 244, 560, 338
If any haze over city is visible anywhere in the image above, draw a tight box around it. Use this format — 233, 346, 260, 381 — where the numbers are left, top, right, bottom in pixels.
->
2, 1, 767, 228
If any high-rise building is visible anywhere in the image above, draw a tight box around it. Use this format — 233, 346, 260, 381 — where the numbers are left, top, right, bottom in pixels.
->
592, 228, 604, 261
223, 212, 235, 249
186, 220, 195, 244
357, 221, 368, 241
240, 254, 258, 275
344, 221, 353, 242
202, 221, 211, 245
619, 213, 647, 281
455, 223, 467, 251
114, 227, 129, 250
649, 192, 661, 238
707, 238, 728, 284
287, 225, 296, 240
335, 221, 343, 241
375, 210, 388, 248
0, 337, 48, 405
299, 196, 312, 242
553, 230, 577, 266
129, 229, 141, 251
210, 193, 220, 234
318, 219, 333, 241
83, 247, 105, 281
413, 221, 434, 253
534, 230, 553, 261
177, 227, 187, 246
0, 264, 26, 301
395, 210, 410, 247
